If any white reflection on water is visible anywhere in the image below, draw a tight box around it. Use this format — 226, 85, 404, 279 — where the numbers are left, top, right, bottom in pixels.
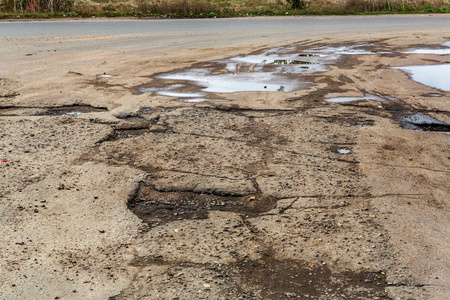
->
404, 41, 450, 55
337, 148, 352, 154
405, 48, 450, 55
159, 69, 305, 93
138, 43, 389, 100
176, 98, 229, 103
325, 93, 387, 103
394, 64, 450, 92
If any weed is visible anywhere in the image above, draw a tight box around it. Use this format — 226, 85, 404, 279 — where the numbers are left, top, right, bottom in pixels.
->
0, 0, 449, 17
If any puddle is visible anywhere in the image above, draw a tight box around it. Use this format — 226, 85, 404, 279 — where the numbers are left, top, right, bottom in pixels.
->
138, 43, 389, 101
66, 111, 82, 116
423, 93, 443, 97
158, 69, 304, 93
325, 93, 387, 103
272, 59, 315, 65
394, 64, 450, 92
176, 98, 229, 103
157, 91, 206, 98
97, 74, 114, 78
128, 183, 277, 227
137, 87, 158, 93
297, 53, 320, 57
404, 41, 450, 55
337, 148, 352, 154
354, 119, 375, 127
222, 48, 329, 75
398, 113, 450, 133
39, 105, 108, 116
306, 43, 387, 57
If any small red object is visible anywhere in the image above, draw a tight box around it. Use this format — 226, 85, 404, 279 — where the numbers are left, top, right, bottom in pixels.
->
2, 160, 7, 162
168, 215, 172, 218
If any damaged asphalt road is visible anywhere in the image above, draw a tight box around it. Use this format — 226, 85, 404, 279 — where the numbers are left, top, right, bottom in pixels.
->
1, 17, 449, 300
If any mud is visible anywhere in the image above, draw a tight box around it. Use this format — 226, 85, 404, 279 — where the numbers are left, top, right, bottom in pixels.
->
128, 182, 277, 227
236, 257, 390, 299
121, 254, 390, 300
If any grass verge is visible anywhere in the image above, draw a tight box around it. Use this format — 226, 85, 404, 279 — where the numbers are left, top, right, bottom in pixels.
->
0, 0, 449, 19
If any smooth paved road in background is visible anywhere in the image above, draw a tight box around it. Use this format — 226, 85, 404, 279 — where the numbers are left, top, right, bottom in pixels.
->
1, 15, 449, 53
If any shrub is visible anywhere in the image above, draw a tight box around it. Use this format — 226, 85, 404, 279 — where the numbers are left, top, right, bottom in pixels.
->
286, 0, 306, 9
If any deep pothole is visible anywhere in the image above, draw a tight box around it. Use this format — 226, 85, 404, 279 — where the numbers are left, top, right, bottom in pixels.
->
0, 104, 108, 116
122, 255, 391, 300
235, 257, 390, 299
127, 182, 277, 227
397, 112, 450, 133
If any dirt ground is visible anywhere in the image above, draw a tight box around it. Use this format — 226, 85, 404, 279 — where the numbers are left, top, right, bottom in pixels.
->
0, 22, 449, 300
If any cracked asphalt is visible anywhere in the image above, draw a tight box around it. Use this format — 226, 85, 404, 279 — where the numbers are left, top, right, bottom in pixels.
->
0, 17, 449, 300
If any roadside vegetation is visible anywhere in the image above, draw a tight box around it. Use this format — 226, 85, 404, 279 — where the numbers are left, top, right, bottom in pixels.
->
0, 0, 449, 19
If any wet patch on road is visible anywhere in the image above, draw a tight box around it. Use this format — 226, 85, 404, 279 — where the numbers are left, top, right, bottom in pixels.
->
325, 93, 387, 103
403, 41, 450, 55
128, 182, 277, 227
0, 104, 108, 117
97, 74, 114, 78
236, 257, 390, 299
39, 104, 109, 116
136, 42, 387, 102
393, 64, 450, 92
118, 254, 390, 300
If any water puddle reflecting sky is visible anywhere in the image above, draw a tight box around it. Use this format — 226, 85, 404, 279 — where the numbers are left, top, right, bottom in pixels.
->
404, 41, 450, 55
394, 64, 450, 92
97, 74, 114, 78
139, 43, 384, 101
325, 93, 387, 103
137, 41, 449, 102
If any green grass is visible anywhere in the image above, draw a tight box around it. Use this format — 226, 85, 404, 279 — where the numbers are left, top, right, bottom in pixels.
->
0, 0, 449, 19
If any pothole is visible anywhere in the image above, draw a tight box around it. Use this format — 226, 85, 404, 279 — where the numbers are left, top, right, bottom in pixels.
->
397, 112, 450, 133
337, 148, 352, 154
329, 145, 353, 155
0, 104, 108, 116
236, 257, 390, 299
41, 105, 108, 116
127, 183, 277, 227
125, 255, 390, 300
114, 128, 150, 139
